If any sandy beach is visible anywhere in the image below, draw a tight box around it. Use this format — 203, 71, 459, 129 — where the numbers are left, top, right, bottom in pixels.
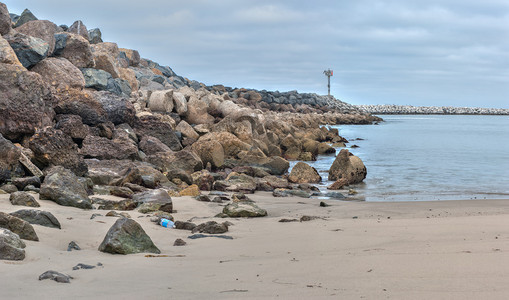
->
3, 192, 509, 299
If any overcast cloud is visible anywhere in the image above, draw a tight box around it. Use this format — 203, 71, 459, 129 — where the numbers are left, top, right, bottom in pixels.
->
4, 0, 509, 108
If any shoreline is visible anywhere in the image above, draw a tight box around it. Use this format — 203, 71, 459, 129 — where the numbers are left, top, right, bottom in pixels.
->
3, 192, 509, 299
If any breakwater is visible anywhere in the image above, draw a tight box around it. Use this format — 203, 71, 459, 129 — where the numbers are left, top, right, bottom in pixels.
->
356, 105, 509, 115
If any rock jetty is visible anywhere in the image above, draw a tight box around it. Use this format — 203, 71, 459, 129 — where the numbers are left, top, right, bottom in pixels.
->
0, 3, 374, 262
356, 104, 509, 115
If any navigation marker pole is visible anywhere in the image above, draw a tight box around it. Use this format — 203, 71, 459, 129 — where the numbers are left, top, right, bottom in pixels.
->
323, 69, 333, 96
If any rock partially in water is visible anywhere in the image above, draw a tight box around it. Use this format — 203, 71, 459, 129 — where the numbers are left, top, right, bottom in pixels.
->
288, 162, 321, 184
328, 149, 367, 184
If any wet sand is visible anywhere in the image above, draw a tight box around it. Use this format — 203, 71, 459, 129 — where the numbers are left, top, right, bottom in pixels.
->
2, 192, 509, 299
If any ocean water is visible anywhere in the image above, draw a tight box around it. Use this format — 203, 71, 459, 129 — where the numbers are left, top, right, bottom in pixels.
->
291, 115, 509, 201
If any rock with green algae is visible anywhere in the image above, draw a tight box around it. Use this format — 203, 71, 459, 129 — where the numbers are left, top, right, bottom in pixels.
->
98, 218, 160, 255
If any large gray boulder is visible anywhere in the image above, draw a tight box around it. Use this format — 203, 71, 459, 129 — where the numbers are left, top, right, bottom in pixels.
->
98, 218, 160, 255
10, 209, 61, 229
4, 32, 49, 68
0, 212, 38, 241
40, 166, 92, 209
328, 149, 367, 184
81, 68, 111, 90
0, 229, 26, 261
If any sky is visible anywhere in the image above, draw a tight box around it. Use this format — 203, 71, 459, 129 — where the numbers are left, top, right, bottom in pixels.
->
4, 0, 509, 108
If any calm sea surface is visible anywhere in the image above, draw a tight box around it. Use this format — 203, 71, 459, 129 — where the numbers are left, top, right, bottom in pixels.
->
291, 115, 509, 201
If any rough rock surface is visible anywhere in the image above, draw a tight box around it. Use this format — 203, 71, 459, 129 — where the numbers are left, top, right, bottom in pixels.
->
132, 189, 172, 213
0, 63, 54, 140
16, 20, 58, 54
98, 218, 160, 255
288, 162, 322, 184
31, 57, 85, 90
0, 212, 39, 241
4, 32, 49, 68
10, 209, 61, 229
0, 228, 26, 261
28, 127, 87, 176
40, 166, 92, 209
9, 191, 40, 207
328, 149, 367, 184
222, 202, 267, 218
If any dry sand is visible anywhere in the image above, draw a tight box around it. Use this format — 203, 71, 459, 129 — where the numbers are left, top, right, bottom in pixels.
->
2, 192, 509, 299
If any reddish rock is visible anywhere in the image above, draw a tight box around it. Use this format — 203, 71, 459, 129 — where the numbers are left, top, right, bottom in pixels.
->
138, 136, 171, 155
54, 32, 94, 68
0, 2, 11, 35
31, 57, 86, 90
68, 20, 90, 41
0, 64, 54, 140
16, 20, 58, 54
134, 115, 182, 151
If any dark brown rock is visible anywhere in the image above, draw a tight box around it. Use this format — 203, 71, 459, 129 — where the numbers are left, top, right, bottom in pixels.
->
80, 135, 139, 160
53, 88, 106, 126
134, 115, 182, 151
147, 150, 203, 175
28, 127, 88, 176
54, 114, 89, 141
0, 64, 54, 140
139, 136, 171, 155
68, 20, 90, 41
0, 133, 22, 183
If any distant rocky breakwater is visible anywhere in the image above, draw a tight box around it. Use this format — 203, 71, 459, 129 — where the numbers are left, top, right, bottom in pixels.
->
0, 4, 372, 263
356, 104, 509, 115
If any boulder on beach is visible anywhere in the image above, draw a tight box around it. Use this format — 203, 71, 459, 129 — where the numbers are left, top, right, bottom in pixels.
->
288, 162, 321, 184
10, 209, 61, 229
98, 218, 160, 255
222, 202, 267, 218
39, 166, 92, 209
9, 191, 40, 207
0, 212, 39, 241
328, 149, 367, 184
0, 228, 26, 261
